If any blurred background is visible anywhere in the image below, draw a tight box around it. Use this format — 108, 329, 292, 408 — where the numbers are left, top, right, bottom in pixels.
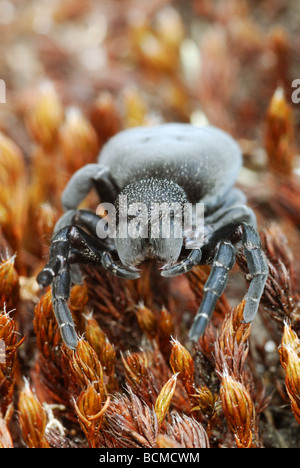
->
1, 0, 300, 150
1, 0, 300, 273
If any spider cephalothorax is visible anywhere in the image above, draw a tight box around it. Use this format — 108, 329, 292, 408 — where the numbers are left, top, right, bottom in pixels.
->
114, 178, 189, 268
37, 124, 269, 349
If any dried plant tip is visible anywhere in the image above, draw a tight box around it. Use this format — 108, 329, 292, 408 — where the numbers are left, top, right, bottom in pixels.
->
103, 389, 158, 448
223, 300, 251, 346
18, 380, 50, 448
65, 338, 106, 399
0, 307, 19, 348
98, 337, 115, 377
121, 351, 149, 386
156, 434, 182, 448
0, 132, 26, 185
120, 350, 160, 407
279, 323, 300, 424
0, 254, 19, 310
260, 225, 293, 273
74, 383, 110, 447
166, 412, 210, 448
220, 372, 257, 448
84, 313, 107, 354
69, 282, 89, 326
279, 322, 300, 371
214, 300, 251, 383
59, 107, 99, 173
264, 87, 295, 177
85, 315, 116, 376
75, 384, 107, 423
135, 302, 158, 340
33, 289, 71, 409
169, 338, 195, 396
0, 127, 27, 254
26, 81, 64, 149
249, 227, 298, 328
283, 348, 300, 425
89, 91, 121, 145
159, 306, 175, 337
0, 416, 13, 448
34, 287, 61, 357
35, 203, 57, 243
154, 373, 178, 427
269, 27, 290, 80
130, 9, 183, 76
121, 87, 149, 128
192, 386, 219, 420
0, 306, 24, 418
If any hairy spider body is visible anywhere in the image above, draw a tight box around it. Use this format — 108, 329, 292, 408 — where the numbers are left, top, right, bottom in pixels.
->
37, 124, 268, 349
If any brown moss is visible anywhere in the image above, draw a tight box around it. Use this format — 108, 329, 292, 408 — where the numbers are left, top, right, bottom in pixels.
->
0, 0, 300, 448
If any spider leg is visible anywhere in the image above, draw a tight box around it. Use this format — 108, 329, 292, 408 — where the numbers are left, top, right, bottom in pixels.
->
61, 164, 118, 210
53, 208, 117, 285
72, 209, 109, 238
37, 227, 72, 287
240, 224, 269, 323
38, 227, 77, 348
189, 240, 236, 341
161, 188, 255, 279
54, 209, 115, 252
205, 188, 257, 231
160, 249, 202, 277
101, 251, 140, 278
52, 271, 77, 349
37, 225, 140, 349
38, 225, 140, 287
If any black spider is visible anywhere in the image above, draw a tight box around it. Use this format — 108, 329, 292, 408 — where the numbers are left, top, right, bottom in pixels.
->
37, 124, 269, 349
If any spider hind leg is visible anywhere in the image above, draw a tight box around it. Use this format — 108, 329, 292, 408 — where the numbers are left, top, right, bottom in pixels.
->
240, 224, 269, 323
189, 240, 236, 341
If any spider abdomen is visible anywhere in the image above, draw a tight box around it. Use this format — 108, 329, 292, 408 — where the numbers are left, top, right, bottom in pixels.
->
98, 123, 242, 207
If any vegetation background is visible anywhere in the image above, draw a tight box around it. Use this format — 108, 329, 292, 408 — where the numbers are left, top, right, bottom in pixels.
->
0, 0, 300, 448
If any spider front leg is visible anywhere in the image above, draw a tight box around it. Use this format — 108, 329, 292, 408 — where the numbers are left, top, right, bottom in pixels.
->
160, 248, 203, 277
52, 270, 76, 348
189, 240, 236, 341
37, 226, 78, 349
37, 225, 140, 349
188, 223, 269, 341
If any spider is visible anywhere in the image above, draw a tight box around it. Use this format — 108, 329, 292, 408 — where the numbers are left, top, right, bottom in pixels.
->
37, 124, 269, 349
